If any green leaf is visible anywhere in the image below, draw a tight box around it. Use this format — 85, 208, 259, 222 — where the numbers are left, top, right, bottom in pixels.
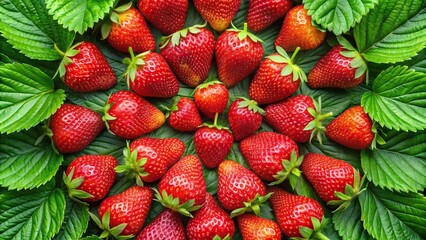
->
0, 63, 66, 134
203, 166, 218, 195
303, 0, 378, 35
361, 66, 426, 131
354, 0, 426, 63
46, 0, 115, 34
0, 181, 66, 240
0, 0, 75, 61
54, 194, 90, 240
0, 127, 63, 190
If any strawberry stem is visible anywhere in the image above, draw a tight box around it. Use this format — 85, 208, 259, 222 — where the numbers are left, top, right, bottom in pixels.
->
290, 47, 301, 63
213, 112, 219, 127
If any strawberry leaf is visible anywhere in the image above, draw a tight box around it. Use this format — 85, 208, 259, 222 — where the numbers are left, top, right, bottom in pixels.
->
54, 195, 90, 240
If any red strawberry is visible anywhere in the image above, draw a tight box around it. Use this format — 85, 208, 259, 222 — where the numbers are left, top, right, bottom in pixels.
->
136, 209, 185, 240
274, 5, 326, 52
50, 104, 104, 153
64, 155, 117, 203
103, 90, 165, 139
137, 0, 188, 35
269, 187, 327, 239
217, 160, 271, 217
216, 23, 264, 88
228, 98, 264, 141
249, 47, 306, 105
92, 186, 153, 238
238, 214, 282, 240
193, 0, 240, 31
155, 155, 207, 217
115, 137, 185, 185
101, 4, 155, 53
160, 25, 215, 87
247, 0, 293, 32
167, 97, 203, 132
265, 95, 332, 143
325, 105, 374, 150
187, 194, 236, 240
123, 49, 179, 98
194, 81, 229, 119
59, 41, 116, 92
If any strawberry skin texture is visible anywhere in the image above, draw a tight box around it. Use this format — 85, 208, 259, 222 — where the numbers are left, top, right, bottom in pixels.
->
168, 97, 202, 132
98, 186, 153, 236
238, 214, 282, 240
138, 0, 187, 35
194, 83, 229, 119
326, 105, 373, 150
136, 209, 185, 240
249, 54, 300, 105
308, 45, 366, 88
274, 5, 326, 52
105, 90, 165, 139
247, 0, 293, 32
160, 28, 215, 87
239, 132, 298, 181
50, 104, 104, 153
269, 187, 324, 238
65, 155, 118, 202
64, 42, 116, 92
187, 194, 235, 240
228, 99, 263, 141
194, 0, 240, 31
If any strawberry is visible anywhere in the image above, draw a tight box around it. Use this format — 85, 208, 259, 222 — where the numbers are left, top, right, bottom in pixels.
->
91, 186, 153, 238
216, 23, 264, 88
167, 97, 203, 132
155, 155, 207, 217
217, 160, 272, 217
269, 187, 328, 239
265, 95, 332, 143
49, 104, 104, 153
274, 5, 326, 52
103, 90, 165, 139
194, 81, 229, 119
137, 0, 188, 35
58, 41, 116, 92
160, 25, 215, 87
193, 0, 240, 31
136, 209, 185, 240
101, 3, 155, 53
237, 214, 282, 240
228, 98, 264, 141
187, 194, 235, 240
115, 137, 185, 186
247, 0, 293, 32
64, 155, 117, 203
123, 48, 179, 98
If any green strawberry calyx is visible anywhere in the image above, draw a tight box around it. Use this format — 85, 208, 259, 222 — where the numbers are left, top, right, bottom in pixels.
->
122, 47, 150, 87
237, 97, 265, 115
304, 96, 333, 144
62, 167, 93, 205
54, 42, 82, 79
153, 188, 202, 218
164, 96, 181, 118
201, 112, 230, 132
102, 96, 117, 131
89, 210, 133, 240
213, 234, 231, 240
337, 36, 368, 82
267, 46, 307, 83
228, 22, 263, 43
101, 2, 133, 40
160, 23, 207, 48
114, 141, 149, 187
269, 150, 303, 188
295, 217, 330, 240
230, 192, 273, 218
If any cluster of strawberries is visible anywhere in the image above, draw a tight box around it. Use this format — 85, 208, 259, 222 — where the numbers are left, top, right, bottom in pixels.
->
51, 0, 378, 239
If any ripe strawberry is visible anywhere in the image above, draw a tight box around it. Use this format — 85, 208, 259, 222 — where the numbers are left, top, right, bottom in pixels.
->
274, 5, 326, 51
247, 0, 293, 32
101, 3, 155, 53
238, 214, 282, 240
249, 47, 306, 105
193, 0, 240, 31
160, 25, 215, 87
115, 137, 185, 185
269, 187, 327, 239
217, 160, 272, 217
64, 155, 118, 203
92, 186, 153, 238
194, 81, 229, 119
103, 90, 165, 139
326, 105, 374, 150
228, 98, 264, 141
187, 194, 235, 240
155, 155, 207, 217
49, 104, 104, 153
137, 0, 187, 35
216, 23, 264, 88
136, 209, 185, 240
123, 49, 179, 98
59, 41, 116, 92
167, 97, 202, 132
